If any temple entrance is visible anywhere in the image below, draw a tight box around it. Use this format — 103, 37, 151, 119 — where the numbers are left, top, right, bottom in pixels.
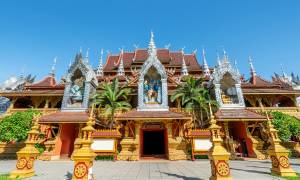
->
59, 124, 78, 158
141, 129, 167, 159
228, 122, 254, 157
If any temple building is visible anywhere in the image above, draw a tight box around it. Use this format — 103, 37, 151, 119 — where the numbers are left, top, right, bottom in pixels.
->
1, 33, 300, 161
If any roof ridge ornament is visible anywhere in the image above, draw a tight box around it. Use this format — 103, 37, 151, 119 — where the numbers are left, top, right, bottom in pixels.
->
20, 67, 25, 80
202, 49, 210, 77
50, 57, 57, 77
249, 56, 256, 77
97, 49, 104, 77
223, 49, 229, 63
280, 63, 287, 78
217, 53, 221, 66
148, 31, 157, 57
85, 48, 89, 64
181, 48, 188, 76
234, 60, 240, 76
117, 48, 125, 76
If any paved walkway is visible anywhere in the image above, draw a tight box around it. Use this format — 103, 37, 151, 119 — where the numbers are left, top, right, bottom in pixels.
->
0, 159, 299, 180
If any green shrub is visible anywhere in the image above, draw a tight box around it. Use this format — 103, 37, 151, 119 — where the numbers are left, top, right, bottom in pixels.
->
95, 155, 114, 161
271, 111, 300, 142
0, 109, 41, 142
194, 155, 208, 159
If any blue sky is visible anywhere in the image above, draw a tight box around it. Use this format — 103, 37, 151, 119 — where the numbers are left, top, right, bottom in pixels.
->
0, 0, 300, 82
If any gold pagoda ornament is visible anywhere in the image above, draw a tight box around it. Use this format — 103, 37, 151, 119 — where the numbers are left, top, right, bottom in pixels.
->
208, 103, 232, 180
72, 107, 97, 180
266, 113, 296, 177
9, 115, 41, 179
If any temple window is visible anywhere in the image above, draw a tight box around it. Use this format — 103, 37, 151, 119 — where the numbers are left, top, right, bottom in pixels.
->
220, 72, 239, 104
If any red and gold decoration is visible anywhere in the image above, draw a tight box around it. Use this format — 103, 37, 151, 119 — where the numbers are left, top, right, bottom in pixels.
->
10, 115, 41, 178
71, 106, 97, 180
208, 103, 232, 180
265, 114, 296, 177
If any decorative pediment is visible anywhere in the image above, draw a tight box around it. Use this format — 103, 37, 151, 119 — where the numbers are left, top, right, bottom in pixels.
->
139, 55, 167, 81
66, 53, 98, 86
211, 61, 241, 85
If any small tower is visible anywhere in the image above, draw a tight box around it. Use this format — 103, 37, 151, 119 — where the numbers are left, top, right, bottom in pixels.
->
84, 48, 89, 64
202, 49, 210, 77
96, 49, 104, 77
148, 31, 157, 57
50, 57, 57, 77
234, 60, 240, 76
181, 49, 189, 76
117, 49, 125, 76
217, 53, 221, 66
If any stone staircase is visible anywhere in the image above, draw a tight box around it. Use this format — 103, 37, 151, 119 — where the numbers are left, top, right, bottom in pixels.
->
248, 136, 268, 160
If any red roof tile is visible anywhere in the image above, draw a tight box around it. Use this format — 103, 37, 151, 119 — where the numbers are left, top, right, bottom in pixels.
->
93, 130, 121, 138
104, 55, 119, 71
40, 112, 89, 123
215, 108, 267, 121
187, 129, 211, 137
116, 109, 190, 120
104, 48, 201, 73
27, 76, 56, 88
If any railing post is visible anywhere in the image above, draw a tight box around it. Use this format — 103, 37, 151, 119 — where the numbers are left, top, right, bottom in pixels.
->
71, 108, 97, 180
208, 103, 232, 180
266, 116, 296, 176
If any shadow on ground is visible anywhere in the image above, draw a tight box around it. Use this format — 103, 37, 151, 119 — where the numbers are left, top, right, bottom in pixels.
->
161, 172, 203, 180
231, 167, 270, 175
65, 171, 72, 180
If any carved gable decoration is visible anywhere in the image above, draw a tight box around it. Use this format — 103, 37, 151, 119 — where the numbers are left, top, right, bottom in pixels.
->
61, 53, 98, 112
210, 58, 245, 109
212, 61, 241, 85
137, 51, 169, 111
139, 55, 167, 81
66, 54, 98, 86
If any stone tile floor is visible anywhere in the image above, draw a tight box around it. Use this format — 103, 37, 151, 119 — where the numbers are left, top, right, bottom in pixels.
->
0, 159, 299, 180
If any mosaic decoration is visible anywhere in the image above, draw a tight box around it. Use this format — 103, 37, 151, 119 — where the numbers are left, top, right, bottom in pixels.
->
216, 160, 230, 177
16, 157, 27, 170
74, 162, 88, 179
270, 155, 279, 168
279, 156, 290, 168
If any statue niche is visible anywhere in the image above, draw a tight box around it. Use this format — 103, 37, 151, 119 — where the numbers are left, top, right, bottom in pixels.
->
68, 69, 85, 108
143, 66, 162, 104
220, 72, 239, 104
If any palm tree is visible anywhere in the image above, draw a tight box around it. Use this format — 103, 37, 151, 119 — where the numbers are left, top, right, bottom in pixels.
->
171, 76, 217, 128
171, 76, 203, 108
92, 79, 132, 129
191, 88, 218, 127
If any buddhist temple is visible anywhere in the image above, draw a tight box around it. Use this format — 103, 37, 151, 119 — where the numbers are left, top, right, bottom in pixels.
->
1, 32, 300, 161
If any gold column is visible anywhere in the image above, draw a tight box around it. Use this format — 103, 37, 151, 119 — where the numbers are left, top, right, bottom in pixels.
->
72, 109, 97, 180
117, 121, 140, 161
9, 115, 41, 179
71, 124, 83, 160
208, 103, 232, 180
